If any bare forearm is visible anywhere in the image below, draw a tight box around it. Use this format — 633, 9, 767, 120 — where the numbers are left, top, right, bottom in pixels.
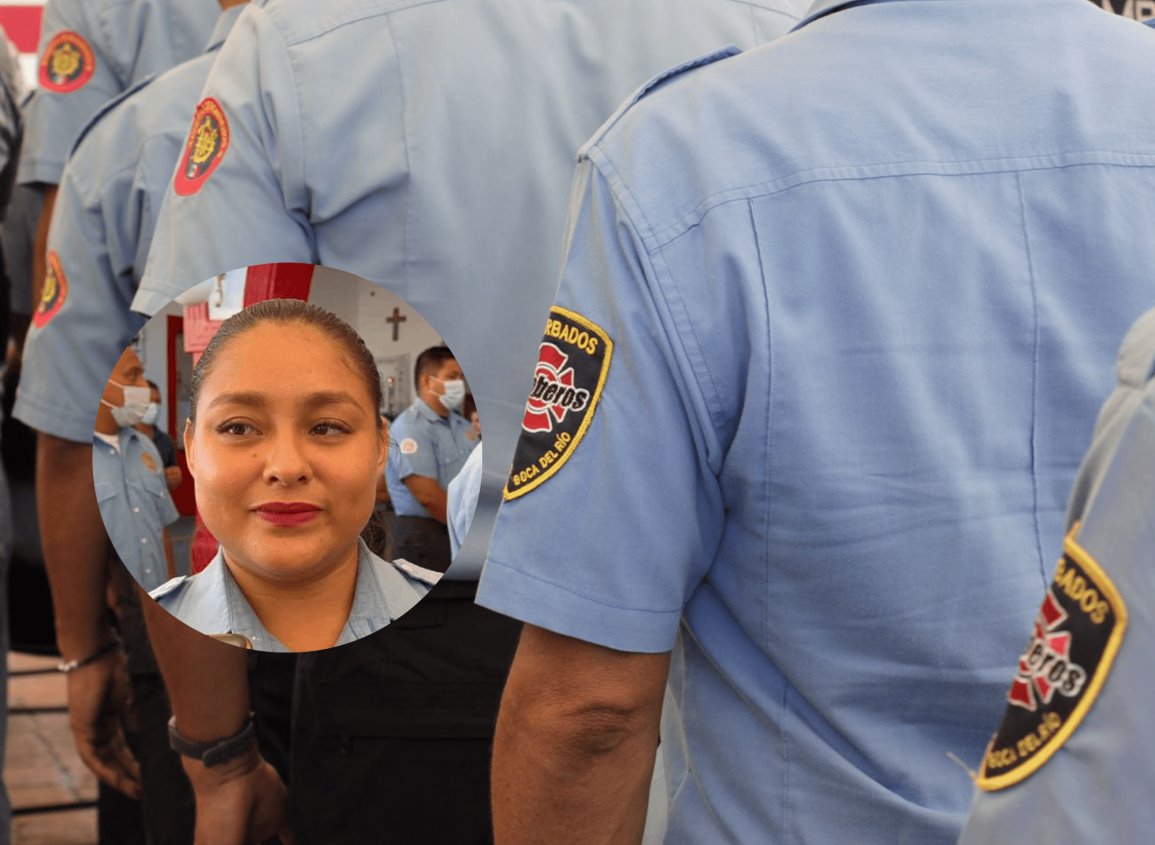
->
404, 475, 448, 523
491, 626, 669, 844
142, 597, 250, 742
31, 184, 58, 310
36, 433, 114, 658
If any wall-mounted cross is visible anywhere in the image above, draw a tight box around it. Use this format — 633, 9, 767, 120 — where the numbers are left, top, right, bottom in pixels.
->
386, 306, 407, 341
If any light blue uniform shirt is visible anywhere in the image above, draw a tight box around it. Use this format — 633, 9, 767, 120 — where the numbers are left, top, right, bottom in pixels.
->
476, 1, 1155, 841
18, 0, 218, 186
93, 428, 179, 592
13, 8, 244, 444
151, 539, 442, 652
386, 399, 475, 518
959, 309, 1155, 845
136, 0, 806, 577
448, 443, 483, 558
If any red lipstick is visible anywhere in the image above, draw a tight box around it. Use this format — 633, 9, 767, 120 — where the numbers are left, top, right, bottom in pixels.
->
255, 502, 321, 527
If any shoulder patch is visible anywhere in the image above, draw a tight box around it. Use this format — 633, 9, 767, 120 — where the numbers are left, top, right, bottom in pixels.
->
579, 46, 741, 159
504, 306, 613, 500
39, 31, 95, 93
399, 438, 419, 455
173, 98, 230, 196
32, 251, 68, 328
976, 528, 1128, 791
392, 558, 443, 587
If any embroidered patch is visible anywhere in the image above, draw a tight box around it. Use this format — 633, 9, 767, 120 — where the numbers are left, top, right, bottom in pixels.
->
32, 251, 68, 328
399, 438, 419, 455
504, 306, 612, 500
141, 452, 157, 474
173, 98, 230, 196
976, 529, 1127, 791
39, 31, 95, 93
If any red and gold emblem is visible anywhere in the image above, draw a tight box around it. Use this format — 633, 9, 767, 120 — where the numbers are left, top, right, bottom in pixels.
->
174, 98, 231, 196
32, 251, 68, 329
39, 31, 95, 93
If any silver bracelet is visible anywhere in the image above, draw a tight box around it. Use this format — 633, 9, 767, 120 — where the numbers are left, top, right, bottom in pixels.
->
56, 638, 120, 673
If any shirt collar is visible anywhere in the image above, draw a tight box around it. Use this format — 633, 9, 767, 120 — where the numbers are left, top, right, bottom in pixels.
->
207, 540, 393, 651
413, 396, 449, 425
336, 540, 392, 644
204, 4, 247, 54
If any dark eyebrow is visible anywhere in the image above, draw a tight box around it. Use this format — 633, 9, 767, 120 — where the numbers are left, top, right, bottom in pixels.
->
205, 391, 364, 412
300, 391, 363, 411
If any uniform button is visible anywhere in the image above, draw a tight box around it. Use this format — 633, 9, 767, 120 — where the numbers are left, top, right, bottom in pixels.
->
133, 507, 140, 513
141, 538, 148, 544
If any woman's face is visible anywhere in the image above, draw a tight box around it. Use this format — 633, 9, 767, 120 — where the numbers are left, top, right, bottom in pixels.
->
185, 322, 387, 586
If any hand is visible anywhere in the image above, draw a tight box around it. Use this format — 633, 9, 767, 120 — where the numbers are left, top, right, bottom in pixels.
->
164, 466, 183, 489
183, 745, 293, 845
64, 647, 142, 798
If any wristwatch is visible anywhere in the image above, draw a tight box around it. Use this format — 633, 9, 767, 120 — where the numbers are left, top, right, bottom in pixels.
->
168, 713, 256, 767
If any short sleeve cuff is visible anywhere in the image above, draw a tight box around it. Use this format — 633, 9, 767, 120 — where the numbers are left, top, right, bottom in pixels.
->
16, 154, 66, 187
131, 279, 179, 317
476, 555, 681, 653
13, 390, 95, 443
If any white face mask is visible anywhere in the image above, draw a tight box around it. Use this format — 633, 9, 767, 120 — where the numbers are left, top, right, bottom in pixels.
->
102, 381, 152, 428
141, 403, 159, 426
436, 378, 466, 412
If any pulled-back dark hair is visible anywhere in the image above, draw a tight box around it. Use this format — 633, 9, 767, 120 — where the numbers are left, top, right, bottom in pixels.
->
188, 298, 384, 427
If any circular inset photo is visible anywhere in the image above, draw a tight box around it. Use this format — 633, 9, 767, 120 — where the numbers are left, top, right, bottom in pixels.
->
92, 264, 483, 651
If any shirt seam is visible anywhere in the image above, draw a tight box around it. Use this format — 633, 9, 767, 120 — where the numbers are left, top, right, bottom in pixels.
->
1015, 172, 1046, 589
590, 149, 728, 438
638, 153, 1155, 250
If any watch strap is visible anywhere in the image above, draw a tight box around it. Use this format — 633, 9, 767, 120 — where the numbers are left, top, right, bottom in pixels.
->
168, 713, 256, 767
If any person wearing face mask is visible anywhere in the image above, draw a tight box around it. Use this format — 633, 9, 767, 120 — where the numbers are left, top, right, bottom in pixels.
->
93, 346, 179, 593
385, 345, 476, 572
136, 380, 182, 491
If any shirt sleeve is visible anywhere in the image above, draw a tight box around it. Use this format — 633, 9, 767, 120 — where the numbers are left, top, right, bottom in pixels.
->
475, 159, 724, 654
395, 418, 440, 482
448, 443, 483, 557
13, 132, 145, 442
18, 0, 124, 185
136, 4, 313, 313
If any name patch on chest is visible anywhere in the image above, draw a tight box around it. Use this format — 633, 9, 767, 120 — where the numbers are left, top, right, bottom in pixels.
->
504, 307, 612, 500
174, 98, 230, 196
39, 31, 95, 93
976, 530, 1127, 790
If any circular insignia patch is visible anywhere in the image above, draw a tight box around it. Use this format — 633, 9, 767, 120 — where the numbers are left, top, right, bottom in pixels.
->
504, 306, 612, 500
173, 98, 230, 196
39, 31, 95, 93
141, 452, 157, 474
399, 438, 419, 455
976, 529, 1127, 791
32, 251, 68, 329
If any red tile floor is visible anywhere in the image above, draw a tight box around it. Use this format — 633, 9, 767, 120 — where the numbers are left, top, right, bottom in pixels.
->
5, 651, 97, 844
